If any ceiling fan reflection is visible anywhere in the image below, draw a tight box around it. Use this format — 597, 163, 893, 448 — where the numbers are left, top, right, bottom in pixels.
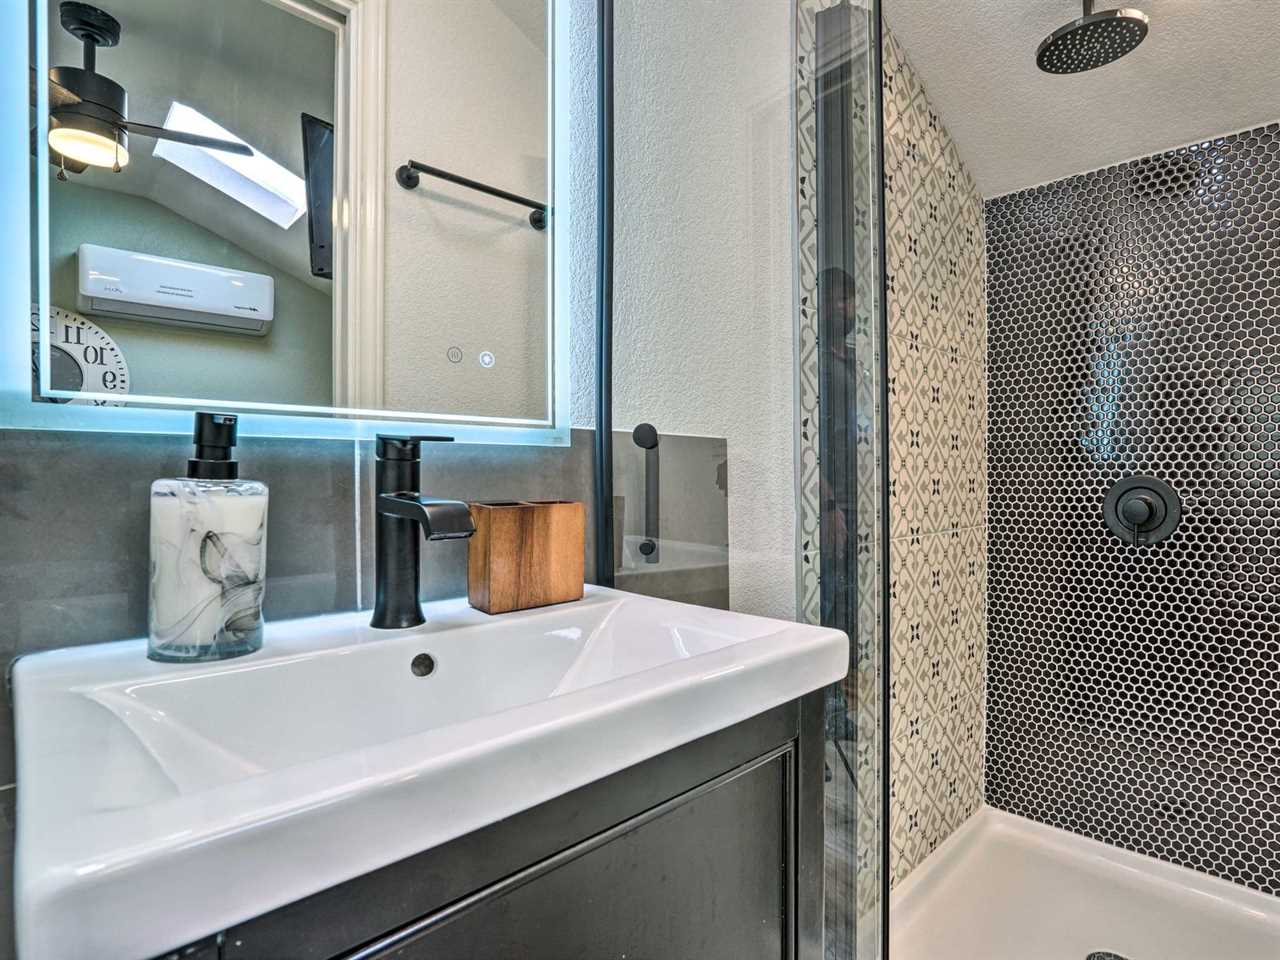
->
31, 1, 253, 179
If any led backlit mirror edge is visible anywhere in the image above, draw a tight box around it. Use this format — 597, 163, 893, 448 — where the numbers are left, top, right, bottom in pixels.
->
5, 0, 570, 445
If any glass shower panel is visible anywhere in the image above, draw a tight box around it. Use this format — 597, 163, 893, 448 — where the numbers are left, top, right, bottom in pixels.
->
801, 2, 885, 957
611, 0, 886, 957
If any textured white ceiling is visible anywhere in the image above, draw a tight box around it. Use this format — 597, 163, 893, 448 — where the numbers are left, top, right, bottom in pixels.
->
884, 0, 1280, 198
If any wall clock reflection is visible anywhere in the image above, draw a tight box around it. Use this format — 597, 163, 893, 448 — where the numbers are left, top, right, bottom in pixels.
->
30, 304, 130, 406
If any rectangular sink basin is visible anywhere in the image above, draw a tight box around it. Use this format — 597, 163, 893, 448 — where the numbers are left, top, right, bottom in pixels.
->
14, 586, 847, 960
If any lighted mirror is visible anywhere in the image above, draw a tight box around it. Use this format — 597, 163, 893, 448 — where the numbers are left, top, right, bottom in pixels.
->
13, 0, 568, 443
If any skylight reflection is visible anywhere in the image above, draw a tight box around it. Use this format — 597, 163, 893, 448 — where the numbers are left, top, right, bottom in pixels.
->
152, 102, 306, 230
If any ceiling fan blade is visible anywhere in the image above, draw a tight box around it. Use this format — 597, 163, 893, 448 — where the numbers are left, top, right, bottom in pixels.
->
30, 66, 84, 110
119, 121, 254, 156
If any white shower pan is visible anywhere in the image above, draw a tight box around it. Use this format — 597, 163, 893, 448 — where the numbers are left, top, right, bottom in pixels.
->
892, 806, 1280, 960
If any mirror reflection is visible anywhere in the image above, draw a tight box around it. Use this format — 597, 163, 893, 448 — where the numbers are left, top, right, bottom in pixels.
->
30, 0, 553, 425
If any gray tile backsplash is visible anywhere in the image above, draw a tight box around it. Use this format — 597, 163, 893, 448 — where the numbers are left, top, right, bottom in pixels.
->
0, 432, 364, 666
244, 436, 363, 620
0, 426, 596, 960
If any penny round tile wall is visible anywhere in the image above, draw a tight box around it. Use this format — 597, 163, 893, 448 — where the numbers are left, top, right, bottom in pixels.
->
985, 122, 1280, 895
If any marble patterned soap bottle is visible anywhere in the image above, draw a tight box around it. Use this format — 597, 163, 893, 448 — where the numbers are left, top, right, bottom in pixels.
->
148, 412, 268, 662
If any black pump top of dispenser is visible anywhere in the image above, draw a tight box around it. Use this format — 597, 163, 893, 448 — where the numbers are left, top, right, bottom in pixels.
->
188, 412, 240, 480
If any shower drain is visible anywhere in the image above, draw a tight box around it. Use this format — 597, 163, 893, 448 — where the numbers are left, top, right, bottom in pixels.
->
1086, 953, 1131, 960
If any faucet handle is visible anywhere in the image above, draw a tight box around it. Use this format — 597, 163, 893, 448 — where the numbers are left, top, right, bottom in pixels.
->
375, 434, 454, 461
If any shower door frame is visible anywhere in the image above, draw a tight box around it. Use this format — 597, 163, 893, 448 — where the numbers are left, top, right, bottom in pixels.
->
874, 3, 890, 952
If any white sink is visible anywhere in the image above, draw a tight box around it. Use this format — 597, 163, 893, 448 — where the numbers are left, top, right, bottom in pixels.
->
14, 586, 846, 960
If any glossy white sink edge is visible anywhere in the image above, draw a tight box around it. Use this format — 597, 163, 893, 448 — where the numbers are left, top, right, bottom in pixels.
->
15, 587, 847, 960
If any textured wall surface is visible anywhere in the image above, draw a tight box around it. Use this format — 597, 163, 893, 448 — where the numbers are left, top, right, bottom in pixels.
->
564, 0, 599, 431
986, 122, 1280, 896
612, 0, 797, 620
883, 23, 988, 886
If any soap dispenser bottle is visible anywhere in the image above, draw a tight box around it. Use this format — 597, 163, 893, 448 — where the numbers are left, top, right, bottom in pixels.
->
148, 412, 268, 662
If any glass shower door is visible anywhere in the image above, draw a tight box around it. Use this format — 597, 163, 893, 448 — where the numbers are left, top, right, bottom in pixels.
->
608, 0, 886, 955
799, 2, 886, 957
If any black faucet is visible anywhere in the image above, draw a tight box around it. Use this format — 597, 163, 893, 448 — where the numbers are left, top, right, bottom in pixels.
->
371, 435, 475, 630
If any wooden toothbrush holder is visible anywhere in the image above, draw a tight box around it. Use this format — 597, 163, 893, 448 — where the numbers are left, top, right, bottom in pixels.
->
467, 500, 586, 614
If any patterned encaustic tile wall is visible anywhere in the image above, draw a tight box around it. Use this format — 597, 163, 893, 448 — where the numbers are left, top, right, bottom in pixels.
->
882, 23, 988, 885
986, 122, 1280, 896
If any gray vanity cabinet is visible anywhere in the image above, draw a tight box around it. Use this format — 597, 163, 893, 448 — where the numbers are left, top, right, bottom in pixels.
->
361, 752, 788, 959
187, 693, 825, 960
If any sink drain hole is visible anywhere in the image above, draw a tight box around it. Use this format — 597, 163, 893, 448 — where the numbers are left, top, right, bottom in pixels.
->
411, 653, 436, 677
1086, 952, 1132, 960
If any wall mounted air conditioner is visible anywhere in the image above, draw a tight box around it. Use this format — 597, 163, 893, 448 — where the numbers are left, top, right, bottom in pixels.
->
76, 243, 274, 337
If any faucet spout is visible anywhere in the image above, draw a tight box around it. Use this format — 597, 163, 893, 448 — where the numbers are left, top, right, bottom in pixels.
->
378, 494, 476, 540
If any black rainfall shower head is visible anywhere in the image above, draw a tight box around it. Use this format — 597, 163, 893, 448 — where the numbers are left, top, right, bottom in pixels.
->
1037, 1, 1149, 74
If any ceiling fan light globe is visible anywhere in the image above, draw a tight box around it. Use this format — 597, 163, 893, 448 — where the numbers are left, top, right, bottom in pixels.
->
48, 115, 128, 169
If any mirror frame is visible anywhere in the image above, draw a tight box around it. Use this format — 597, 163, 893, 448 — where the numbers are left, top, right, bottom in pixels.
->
5, 0, 571, 445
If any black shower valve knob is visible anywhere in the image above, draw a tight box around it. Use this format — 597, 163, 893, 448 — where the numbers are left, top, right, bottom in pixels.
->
1119, 495, 1153, 528
1103, 476, 1181, 547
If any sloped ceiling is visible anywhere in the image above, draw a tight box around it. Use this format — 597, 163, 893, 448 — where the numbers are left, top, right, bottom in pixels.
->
46, 0, 335, 287
884, 0, 1280, 198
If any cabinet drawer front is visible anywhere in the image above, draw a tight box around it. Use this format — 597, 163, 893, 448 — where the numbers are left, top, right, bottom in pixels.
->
345, 745, 794, 960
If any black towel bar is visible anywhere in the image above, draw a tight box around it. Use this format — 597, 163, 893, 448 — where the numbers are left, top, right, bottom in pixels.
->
395, 159, 547, 231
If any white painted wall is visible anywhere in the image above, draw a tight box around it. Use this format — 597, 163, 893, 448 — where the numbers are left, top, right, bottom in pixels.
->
608, 0, 798, 620
383, 0, 549, 420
